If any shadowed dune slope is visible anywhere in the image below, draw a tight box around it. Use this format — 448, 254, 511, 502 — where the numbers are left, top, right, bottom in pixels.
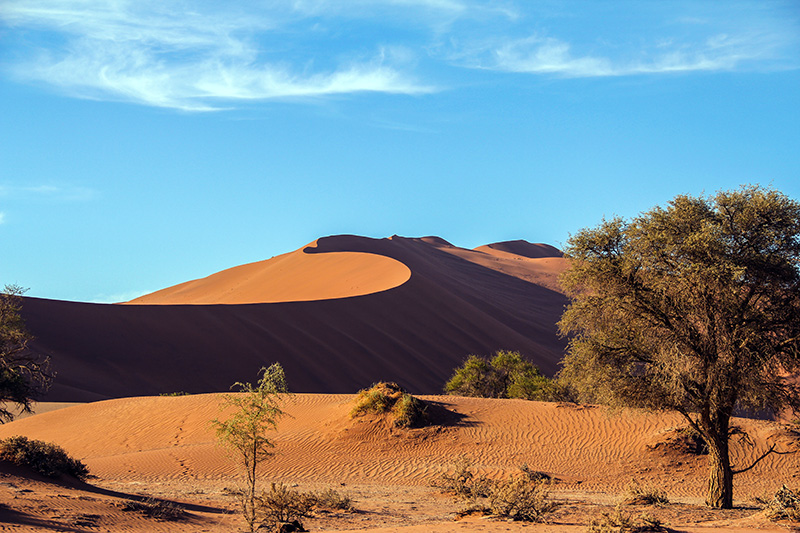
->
475, 240, 563, 259
21, 235, 568, 401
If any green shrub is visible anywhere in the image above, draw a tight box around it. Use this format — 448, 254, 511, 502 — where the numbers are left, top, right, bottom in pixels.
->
0, 435, 88, 480
444, 351, 553, 400
351, 382, 427, 428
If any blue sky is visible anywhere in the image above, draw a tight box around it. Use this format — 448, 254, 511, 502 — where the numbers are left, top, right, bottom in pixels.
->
1, 0, 799, 302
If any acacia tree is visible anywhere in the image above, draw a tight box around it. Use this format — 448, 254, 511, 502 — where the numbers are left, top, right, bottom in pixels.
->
1, 284, 52, 422
558, 186, 800, 509
212, 363, 289, 532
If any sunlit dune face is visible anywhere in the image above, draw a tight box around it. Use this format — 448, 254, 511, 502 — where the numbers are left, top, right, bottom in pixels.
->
125, 249, 411, 305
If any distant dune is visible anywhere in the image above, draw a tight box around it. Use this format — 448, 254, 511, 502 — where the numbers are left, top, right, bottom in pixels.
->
21, 235, 569, 401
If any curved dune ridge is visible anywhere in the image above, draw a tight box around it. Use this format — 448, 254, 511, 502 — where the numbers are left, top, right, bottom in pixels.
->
0, 394, 794, 501
22, 234, 570, 401
127, 240, 411, 305
475, 240, 563, 259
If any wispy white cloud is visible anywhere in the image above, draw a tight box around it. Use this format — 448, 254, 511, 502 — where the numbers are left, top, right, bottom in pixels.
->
0, 184, 98, 202
466, 29, 794, 77
1, 1, 796, 110
2, 0, 436, 111
0, 212, 5, 225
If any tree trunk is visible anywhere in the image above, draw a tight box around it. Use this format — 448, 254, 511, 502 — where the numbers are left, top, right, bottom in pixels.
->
706, 431, 734, 509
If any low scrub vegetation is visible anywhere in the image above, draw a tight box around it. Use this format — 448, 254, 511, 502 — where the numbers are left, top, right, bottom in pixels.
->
350, 382, 427, 428
259, 482, 316, 528
313, 488, 354, 512
433, 457, 557, 522
620, 480, 669, 506
0, 435, 88, 480
488, 473, 556, 522
761, 485, 800, 522
587, 505, 666, 533
255, 483, 355, 530
119, 497, 186, 521
444, 351, 557, 400
431, 456, 491, 501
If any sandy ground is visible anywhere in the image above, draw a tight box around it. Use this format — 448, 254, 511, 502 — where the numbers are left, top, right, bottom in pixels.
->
2, 394, 799, 532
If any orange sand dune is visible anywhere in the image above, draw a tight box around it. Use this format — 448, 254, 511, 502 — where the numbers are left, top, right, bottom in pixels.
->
128, 240, 411, 305
0, 394, 793, 497
0, 395, 796, 532
22, 235, 569, 401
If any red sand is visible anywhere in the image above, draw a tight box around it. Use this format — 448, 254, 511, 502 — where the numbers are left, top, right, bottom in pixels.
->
21, 235, 569, 402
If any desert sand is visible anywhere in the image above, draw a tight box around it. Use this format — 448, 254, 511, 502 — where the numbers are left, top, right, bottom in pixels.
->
1, 394, 799, 532
127, 241, 412, 305
20, 235, 569, 402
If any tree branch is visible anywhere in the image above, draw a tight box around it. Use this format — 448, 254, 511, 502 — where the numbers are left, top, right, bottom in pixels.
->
732, 443, 795, 475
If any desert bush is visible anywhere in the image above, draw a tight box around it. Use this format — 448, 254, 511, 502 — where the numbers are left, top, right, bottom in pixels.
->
212, 363, 289, 532
313, 488, 354, 512
120, 497, 186, 521
258, 482, 316, 528
519, 463, 552, 482
444, 351, 553, 400
488, 475, 556, 522
0, 435, 88, 480
350, 382, 427, 428
587, 505, 665, 532
621, 480, 669, 506
431, 456, 491, 501
762, 485, 800, 522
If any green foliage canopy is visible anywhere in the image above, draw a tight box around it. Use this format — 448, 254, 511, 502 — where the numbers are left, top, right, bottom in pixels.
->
444, 350, 550, 400
558, 186, 800, 508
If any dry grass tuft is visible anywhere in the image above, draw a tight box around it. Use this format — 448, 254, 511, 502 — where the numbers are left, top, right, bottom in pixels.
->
489, 474, 556, 522
434, 458, 557, 522
762, 485, 800, 522
350, 382, 427, 428
119, 498, 186, 521
620, 480, 669, 506
431, 456, 491, 501
258, 483, 316, 528
587, 504, 666, 532
313, 488, 354, 512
